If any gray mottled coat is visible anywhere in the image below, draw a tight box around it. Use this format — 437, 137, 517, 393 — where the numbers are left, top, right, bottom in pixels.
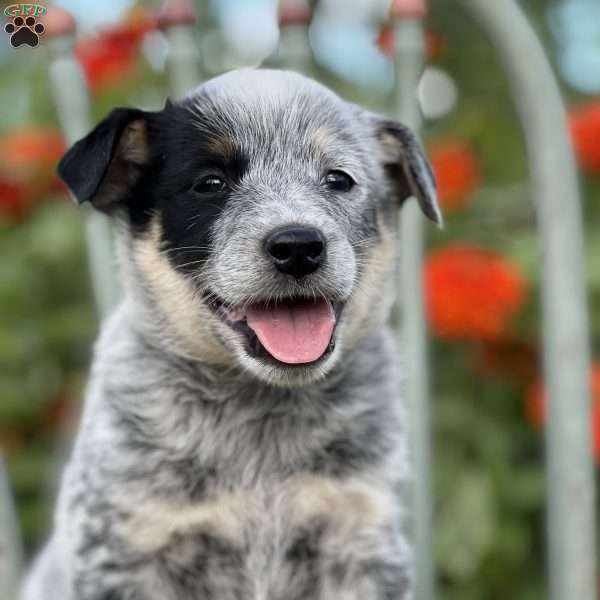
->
22, 69, 439, 600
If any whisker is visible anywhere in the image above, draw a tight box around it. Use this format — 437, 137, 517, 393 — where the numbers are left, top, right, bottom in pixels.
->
175, 258, 210, 270
159, 245, 213, 256
351, 232, 399, 249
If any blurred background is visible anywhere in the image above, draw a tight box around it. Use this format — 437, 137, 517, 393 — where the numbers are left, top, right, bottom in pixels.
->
1, 0, 599, 598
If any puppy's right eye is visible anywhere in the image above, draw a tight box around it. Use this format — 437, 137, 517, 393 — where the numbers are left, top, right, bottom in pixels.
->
324, 170, 355, 192
192, 175, 228, 195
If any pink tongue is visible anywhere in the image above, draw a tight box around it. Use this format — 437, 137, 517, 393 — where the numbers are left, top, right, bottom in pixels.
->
245, 298, 335, 364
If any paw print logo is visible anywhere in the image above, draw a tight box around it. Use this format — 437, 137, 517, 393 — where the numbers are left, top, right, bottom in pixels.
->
5, 15, 45, 48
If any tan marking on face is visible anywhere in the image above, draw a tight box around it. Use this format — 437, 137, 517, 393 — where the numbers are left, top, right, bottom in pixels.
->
122, 218, 231, 364
377, 130, 402, 163
312, 126, 338, 155
206, 135, 236, 159
119, 119, 149, 164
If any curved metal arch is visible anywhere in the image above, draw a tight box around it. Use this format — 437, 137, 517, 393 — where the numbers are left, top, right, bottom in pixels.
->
394, 2, 595, 598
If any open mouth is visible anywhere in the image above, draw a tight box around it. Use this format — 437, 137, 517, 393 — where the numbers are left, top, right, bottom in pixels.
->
205, 293, 343, 366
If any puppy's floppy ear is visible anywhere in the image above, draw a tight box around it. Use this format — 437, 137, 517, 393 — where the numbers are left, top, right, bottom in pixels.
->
57, 108, 150, 211
375, 119, 442, 227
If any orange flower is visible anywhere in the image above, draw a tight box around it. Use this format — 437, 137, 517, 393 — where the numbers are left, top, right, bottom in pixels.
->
428, 140, 481, 212
526, 365, 600, 462
0, 128, 65, 222
75, 8, 155, 94
424, 245, 528, 340
0, 128, 64, 179
376, 25, 446, 62
569, 102, 600, 174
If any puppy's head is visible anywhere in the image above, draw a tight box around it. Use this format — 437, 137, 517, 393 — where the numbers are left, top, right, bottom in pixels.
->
58, 69, 440, 386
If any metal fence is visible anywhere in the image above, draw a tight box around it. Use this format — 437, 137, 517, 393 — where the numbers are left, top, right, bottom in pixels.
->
0, 1, 595, 599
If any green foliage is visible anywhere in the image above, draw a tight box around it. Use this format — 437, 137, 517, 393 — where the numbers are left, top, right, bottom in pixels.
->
0, 202, 96, 546
426, 2, 600, 598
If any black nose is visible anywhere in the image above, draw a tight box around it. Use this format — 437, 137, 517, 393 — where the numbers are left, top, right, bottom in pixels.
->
265, 226, 326, 279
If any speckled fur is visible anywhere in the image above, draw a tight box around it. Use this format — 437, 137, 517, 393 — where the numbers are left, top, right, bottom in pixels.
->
22, 69, 439, 600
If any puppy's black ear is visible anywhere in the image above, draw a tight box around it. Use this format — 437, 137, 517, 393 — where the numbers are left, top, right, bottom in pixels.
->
375, 119, 442, 227
57, 108, 150, 211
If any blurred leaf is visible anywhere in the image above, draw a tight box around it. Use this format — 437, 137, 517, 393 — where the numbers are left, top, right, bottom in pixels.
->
437, 469, 497, 580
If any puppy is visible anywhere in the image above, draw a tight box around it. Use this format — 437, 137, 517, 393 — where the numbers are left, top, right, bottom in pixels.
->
22, 69, 440, 600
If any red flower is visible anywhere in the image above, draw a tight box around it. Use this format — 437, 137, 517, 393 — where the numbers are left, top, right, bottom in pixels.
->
428, 140, 481, 212
475, 339, 539, 383
45, 389, 81, 434
0, 431, 24, 457
526, 365, 600, 462
75, 8, 155, 94
376, 25, 446, 62
0, 179, 30, 222
525, 381, 546, 431
424, 245, 528, 340
569, 102, 600, 174
425, 29, 446, 62
376, 26, 392, 56
76, 39, 136, 93
0, 128, 65, 222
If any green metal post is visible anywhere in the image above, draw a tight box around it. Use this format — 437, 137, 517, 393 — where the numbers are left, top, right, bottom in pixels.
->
276, 0, 313, 75
158, 0, 202, 98
0, 453, 23, 600
392, 3, 434, 599
45, 8, 121, 318
458, 2, 595, 599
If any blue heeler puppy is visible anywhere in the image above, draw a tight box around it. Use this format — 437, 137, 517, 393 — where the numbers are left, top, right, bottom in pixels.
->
22, 69, 441, 600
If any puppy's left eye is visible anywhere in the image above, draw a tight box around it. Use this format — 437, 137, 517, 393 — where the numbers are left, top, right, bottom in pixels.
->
324, 170, 355, 192
192, 175, 228, 195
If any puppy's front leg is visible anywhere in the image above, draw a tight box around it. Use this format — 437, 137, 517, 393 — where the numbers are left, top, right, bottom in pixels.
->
74, 585, 145, 600
70, 531, 153, 600
286, 475, 412, 600
72, 564, 150, 600
318, 530, 412, 600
